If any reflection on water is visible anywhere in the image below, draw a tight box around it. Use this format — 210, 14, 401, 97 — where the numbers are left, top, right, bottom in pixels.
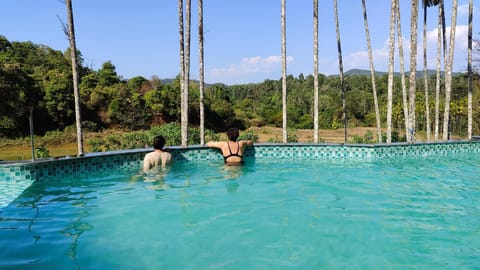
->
221, 165, 244, 192
129, 166, 172, 190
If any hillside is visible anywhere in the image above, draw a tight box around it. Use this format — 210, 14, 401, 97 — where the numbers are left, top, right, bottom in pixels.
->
344, 68, 462, 78
160, 69, 464, 85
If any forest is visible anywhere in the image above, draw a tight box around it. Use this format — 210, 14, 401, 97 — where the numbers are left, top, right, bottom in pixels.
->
1, 35, 479, 141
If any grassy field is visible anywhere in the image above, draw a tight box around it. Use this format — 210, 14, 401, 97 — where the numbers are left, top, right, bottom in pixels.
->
0, 143, 79, 161
0, 126, 443, 161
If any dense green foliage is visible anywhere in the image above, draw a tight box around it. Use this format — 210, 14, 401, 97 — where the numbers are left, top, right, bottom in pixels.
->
1, 35, 479, 140
87, 123, 219, 152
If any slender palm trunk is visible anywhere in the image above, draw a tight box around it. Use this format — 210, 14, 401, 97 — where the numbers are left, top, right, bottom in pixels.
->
442, 0, 458, 140
198, 0, 205, 144
333, 0, 346, 143
313, 0, 319, 143
29, 107, 35, 161
178, 0, 186, 146
362, 0, 381, 143
281, 0, 287, 143
434, 4, 443, 141
407, 0, 419, 143
423, 4, 431, 141
66, 0, 83, 156
182, 0, 191, 146
467, 0, 473, 140
395, 0, 409, 141
441, 2, 447, 68
387, 0, 396, 144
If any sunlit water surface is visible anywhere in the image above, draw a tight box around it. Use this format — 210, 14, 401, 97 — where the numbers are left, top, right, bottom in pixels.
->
1, 154, 479, 269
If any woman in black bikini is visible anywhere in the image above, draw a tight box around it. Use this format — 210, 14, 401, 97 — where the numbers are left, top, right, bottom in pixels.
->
206, 128, 253, 165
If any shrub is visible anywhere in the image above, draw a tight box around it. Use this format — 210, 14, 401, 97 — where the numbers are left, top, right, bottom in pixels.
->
35, 143, 50, 158
351, 130, 375, 144
87, 138, 104, 152
122, 131, 150, 149
86, 123, 222, 152
81, 121, 102, 132
287, 134, 298, 143
205, 129, 220, 142
149, 123, 181, 146
351, 135, 364, 144
106, 135, 122, 151
43, 129, 75, 144
238, 130, 259, 143
381, 130, 406, 143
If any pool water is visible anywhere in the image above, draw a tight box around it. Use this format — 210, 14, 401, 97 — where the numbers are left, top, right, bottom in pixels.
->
0, 154, 479, 269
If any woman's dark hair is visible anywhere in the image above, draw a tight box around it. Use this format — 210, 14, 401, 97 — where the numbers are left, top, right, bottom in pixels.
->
226, 128, 239, 141
153, 135, 166, 150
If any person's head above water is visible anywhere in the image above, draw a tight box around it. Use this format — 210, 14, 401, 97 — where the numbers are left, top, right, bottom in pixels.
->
153, 135, 166, 150
226, 128, 239, 142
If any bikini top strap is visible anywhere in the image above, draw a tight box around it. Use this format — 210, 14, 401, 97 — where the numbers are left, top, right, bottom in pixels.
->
227, 141, 234, 155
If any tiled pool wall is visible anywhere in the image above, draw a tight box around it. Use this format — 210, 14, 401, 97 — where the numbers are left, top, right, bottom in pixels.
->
1, 141, 479, 183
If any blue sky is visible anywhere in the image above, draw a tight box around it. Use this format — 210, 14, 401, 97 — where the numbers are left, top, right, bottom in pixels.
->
0, 0, 477, 85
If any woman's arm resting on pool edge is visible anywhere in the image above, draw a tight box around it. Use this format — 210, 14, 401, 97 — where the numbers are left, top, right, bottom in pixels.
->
206, 141, 223, 148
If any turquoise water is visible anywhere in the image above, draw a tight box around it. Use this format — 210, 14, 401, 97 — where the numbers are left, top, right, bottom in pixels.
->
0, 154, 479, 269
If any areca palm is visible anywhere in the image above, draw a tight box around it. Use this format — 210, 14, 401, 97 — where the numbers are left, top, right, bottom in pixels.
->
422, 1, 433, 141
422, 0, 442, 142
442, 0, 458, 140
281, 0, 287, 143
386, 0, 396, 144
198, 0, 205, 144
313, 0, 319, 143
361, 0, 382, 143
434, 2, 445, 140
395, 0, 409, 141
407, 0, 419, 144
183, 0, 191, 146
333, 0, 346, 143
467, 0, 473, 140
178, 0, 191, 146
65, 0, 84, 156
178, 0, 187, 145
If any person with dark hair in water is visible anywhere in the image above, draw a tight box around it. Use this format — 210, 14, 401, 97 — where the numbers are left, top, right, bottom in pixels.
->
143, 135, 172, 172
206, 128, 253, 165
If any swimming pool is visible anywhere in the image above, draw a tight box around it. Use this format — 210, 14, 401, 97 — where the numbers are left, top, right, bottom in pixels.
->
0, 143, 479, 269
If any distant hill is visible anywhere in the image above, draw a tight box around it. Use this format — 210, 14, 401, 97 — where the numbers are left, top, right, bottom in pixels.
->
160, 78, 222, 87
160, 69, 464, 86
344, 68, 463, 77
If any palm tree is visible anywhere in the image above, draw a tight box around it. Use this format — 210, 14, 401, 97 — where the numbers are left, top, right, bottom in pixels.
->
313, 0, 319, 143
395, 0, 409, 141
407, 0, 419, 143
422, 0, 432, 141
386, 0, 396, 144
422, 0, 442, 142
198, 0, 205, 144
178, 0, 187, 146
65, 0, 84, 156
434, 2, 444, 141
467, 0, 473, 140
183, 0, 192, 146
442, 0, 458, 141
333, 0, 347, 143
361, 0, 382, 143
281, 0, 287, 143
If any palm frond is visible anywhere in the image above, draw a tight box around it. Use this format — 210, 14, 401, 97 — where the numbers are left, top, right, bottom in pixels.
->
423, 0, 441, 7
